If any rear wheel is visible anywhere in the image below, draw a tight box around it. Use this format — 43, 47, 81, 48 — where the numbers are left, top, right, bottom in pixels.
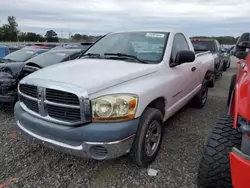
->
216, 64, 224, 79
197, 115, 242, 188
207, 74, 215, 88
227, 58, 231, 68
129, 107, 164, 167
223, 61, 228, 71
191, 79, 208, 108
227, 74, 236, 107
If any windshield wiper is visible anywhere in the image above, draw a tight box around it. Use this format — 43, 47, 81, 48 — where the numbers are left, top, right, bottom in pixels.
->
81, 53, 102, 58
104, 53, 146, 64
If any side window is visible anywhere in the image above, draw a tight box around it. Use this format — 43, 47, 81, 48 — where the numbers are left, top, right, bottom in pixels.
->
170, 33, 189, 63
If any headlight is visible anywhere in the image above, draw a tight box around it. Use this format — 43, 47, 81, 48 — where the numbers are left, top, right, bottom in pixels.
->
91, 94, 138, 122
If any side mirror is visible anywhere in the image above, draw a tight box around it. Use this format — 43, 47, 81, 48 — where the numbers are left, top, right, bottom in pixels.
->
235, 32, 250, 59
174, 50, 195, 65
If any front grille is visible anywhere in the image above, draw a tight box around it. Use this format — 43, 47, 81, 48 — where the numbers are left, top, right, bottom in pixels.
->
47, 104, 81, 121
18, 83, 90, 125
19, 84, 37, 98
19, 95, 39, 113
46, 88, 79, 105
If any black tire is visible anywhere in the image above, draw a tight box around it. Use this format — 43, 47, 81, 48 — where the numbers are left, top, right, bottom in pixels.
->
191, 79, 208, 108
223, 61, 227, 71
227, 74, 236, 107
216, 64, 224, 79
129, 107, 164, 167
227, 58, 231, 68
197, 115, 242, 188
207, 74, 215, 88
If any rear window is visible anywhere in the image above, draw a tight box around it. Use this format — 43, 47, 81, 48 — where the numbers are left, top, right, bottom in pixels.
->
3, 49, 37, 62
192, 41, 216, 52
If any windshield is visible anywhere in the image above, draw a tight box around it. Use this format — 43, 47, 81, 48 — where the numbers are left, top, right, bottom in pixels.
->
192, 41, 216, 52
25, 51, 78, 67
3, 49, 37, 62
82, 32, 169, 63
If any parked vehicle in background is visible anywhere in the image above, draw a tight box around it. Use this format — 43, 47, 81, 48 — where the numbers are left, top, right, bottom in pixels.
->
191, 38, 224, 78
15, 30, 214, 167
19, 49, 82, 79
230, 45, 235, 56
221, 47, 231, 71
0, 48, 82, 107
8, 46, 20, 54
0, 45, 10, 58
0, 47, 48, 63
197, 32, 250, 188
51, 42, 93, 51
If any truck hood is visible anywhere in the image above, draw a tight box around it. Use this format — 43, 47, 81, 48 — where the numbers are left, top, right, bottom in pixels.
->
24, 58, 160, 94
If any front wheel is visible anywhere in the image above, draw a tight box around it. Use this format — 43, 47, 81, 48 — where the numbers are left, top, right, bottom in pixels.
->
197, 115, 242, 188
129, 107, 164, 167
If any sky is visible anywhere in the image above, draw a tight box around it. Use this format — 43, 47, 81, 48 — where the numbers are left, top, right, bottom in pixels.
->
0, 0, 250, 38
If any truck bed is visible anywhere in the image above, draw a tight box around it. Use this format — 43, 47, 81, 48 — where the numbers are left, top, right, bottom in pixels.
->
195, 50, 211, 56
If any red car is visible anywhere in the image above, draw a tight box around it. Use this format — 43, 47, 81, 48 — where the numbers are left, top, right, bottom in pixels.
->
197, 32, 250, 188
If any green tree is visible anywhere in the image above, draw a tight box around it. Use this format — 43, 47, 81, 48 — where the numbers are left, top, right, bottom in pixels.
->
45, 30, 59, 42
0, 16, 19, 41
71, 33, 82, 41
18, 32, 45, 42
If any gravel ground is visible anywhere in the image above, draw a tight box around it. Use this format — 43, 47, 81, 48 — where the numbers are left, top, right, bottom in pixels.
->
0, 67, 236, 188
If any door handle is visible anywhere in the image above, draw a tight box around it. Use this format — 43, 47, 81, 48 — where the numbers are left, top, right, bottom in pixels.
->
191, 67, 197, 72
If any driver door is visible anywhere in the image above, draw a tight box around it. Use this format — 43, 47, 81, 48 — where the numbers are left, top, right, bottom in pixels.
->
170, 33, 197, 99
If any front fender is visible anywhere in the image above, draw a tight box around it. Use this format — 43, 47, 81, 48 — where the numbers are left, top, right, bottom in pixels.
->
89, 71, 170, 120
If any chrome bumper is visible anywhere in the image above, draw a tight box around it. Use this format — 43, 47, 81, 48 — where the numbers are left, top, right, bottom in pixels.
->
17, 121, 135, 160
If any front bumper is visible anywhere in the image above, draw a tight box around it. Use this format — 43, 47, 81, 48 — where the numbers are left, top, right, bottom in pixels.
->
230, 148, 250, 188
15, 102, 139, 160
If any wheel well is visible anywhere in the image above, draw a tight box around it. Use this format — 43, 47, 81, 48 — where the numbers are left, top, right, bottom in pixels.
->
147, 97, 166, 117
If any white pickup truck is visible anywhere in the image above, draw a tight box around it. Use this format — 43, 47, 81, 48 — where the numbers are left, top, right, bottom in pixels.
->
15, 30, 214, 167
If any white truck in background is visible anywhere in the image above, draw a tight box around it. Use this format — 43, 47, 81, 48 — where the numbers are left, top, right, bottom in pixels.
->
15, 30, 214, 167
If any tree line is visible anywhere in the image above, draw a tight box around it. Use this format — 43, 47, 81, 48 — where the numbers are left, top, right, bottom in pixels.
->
0, 16, 239, 44
0, 16, 101, 42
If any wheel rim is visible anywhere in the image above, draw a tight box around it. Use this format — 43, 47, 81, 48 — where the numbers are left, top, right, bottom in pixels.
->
201, 85, 208, 104
145, 120, 162, 156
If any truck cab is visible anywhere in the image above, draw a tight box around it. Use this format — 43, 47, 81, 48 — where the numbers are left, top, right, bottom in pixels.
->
15, 30, 213, 167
